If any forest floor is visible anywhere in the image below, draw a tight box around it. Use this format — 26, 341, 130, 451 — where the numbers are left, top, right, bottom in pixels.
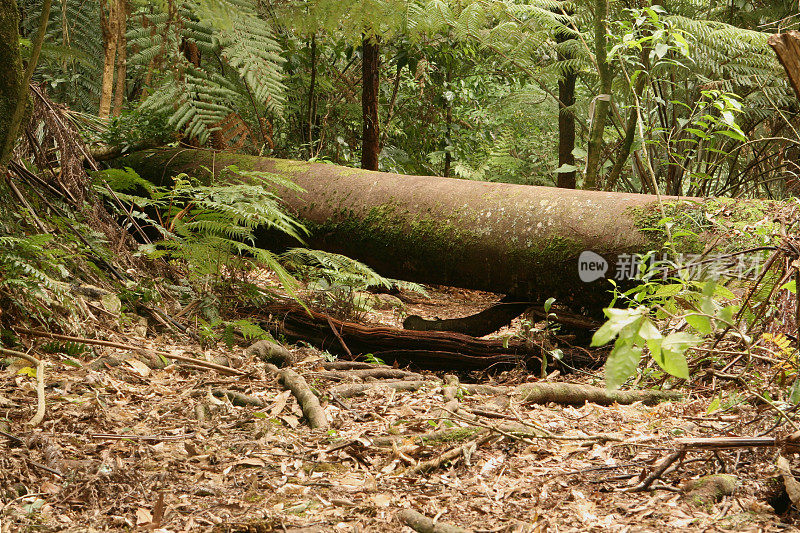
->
0, 283, 796, 532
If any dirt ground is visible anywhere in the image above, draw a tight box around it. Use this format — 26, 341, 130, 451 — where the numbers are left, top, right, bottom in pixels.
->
0, 285, 797, 532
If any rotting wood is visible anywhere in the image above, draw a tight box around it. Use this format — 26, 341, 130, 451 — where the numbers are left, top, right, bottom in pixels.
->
769, 31, 800, 101
256, 300, 593, 371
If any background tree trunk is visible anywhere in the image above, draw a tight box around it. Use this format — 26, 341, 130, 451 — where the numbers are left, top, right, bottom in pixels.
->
584, 0, 613, 190
361, 35, 380, 171
0, 0, 25, 170
99, 0, 119, 119
556, 17, 577, 189
111, 0, 127, 117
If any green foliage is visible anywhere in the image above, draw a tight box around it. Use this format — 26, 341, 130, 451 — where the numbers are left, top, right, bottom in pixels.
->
0, 233, 71, 325
282, 247, 425, 293
129, 0, 285, 146
21, 0, 103, 111
593, 273, 741, 389
96, 165, 306, 292
198, 317, 273, 348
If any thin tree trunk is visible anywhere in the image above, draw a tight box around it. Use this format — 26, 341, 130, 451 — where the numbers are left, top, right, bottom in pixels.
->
361, 35, 380, 171
111, 0, 127, 116
306, 34, 317, 156
556, 16, 577, 189
380, 60, 403, 149
1, 0, 52, 170
605, 53, 648, 191
444, 62, 452, 178
99, 0, 119, 119
584, 0, 613, 190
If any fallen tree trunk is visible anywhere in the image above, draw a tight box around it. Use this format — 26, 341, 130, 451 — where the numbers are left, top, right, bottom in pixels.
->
114, 148, 777, 313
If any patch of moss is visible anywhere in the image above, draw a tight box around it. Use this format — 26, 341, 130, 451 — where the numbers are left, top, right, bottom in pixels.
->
418, 427, 483, 444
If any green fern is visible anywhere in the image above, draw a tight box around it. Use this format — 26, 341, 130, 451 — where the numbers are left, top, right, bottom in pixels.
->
129, 0, 285, 145
282, 247, 426, 294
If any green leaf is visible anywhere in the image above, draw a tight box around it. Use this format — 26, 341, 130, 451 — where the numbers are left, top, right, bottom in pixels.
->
686, 313, 712, 335
662, 332, 702, 352
544, 297, 556, 313
637, 318, 662, 341
592, 307, 646, 346
781, 280, 797, 294
17, 366, 37, 378
605, 341, 642, 390
706, 396, 721, 413
555, 164, 578, 174
650, 337, 690, 379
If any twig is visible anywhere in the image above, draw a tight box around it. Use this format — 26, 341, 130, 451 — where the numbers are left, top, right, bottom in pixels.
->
13, 328, 244, 376
326, 316, 353, 359
624, 450, 685, 492
0, 347, 45, 427
403, 433, 495, 476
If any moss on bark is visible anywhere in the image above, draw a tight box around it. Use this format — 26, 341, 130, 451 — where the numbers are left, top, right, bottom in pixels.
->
0, 0, 24, 169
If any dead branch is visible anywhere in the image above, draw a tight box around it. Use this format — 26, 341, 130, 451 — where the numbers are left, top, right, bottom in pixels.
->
14, 327, 245, 376
0, 347, 45, 427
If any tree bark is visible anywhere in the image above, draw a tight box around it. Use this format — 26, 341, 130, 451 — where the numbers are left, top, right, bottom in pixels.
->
111, 0, 127, 116
584, 0, 613, 190
1, 0, 51, 170
0, 0, 25, 170
361, 35, 380, 170
99, 0, 119, 119
556, 16, 577, 189
114, 148, 775, 314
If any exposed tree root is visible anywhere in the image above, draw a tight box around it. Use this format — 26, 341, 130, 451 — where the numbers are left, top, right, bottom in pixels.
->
397, 509, 469, 533
257, 301, 597, 371
331, 380, 428, 398
265, 364, 328, 430
331, 379, 680, 406
316, 368, 424, 381
460, 382, 682, 406
403, 299, 531, 336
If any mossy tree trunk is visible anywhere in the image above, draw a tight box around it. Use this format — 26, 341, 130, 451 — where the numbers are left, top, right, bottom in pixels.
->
1, 0, 51, 171
0, 0, 25, 170
584, 0, 614, 190
115, 149, 777, 314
